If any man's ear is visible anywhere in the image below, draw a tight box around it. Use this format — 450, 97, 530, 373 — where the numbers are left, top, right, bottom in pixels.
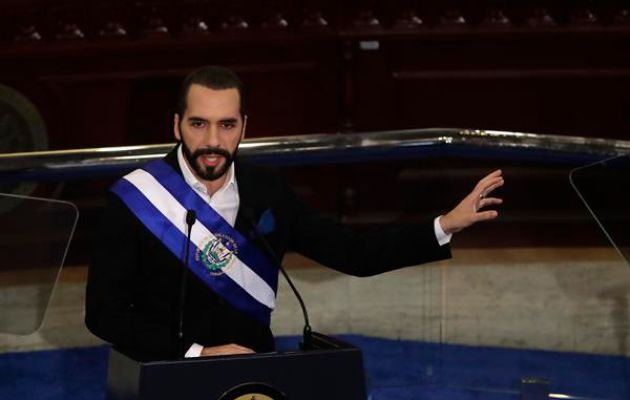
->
173, 114, 181, 141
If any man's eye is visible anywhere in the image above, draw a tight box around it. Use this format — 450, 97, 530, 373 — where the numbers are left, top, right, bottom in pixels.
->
221, 122, 236, 129
190, 121, 205, 128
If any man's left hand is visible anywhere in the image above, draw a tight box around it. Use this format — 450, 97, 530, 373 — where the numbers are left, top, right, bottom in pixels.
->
439, 169, 504, 235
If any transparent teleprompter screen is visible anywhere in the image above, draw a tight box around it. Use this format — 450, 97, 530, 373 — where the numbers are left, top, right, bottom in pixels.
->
0, 193, 78, 335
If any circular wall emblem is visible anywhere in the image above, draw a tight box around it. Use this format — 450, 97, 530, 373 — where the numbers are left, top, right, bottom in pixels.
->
0, 84, 48, 211
218, 382, 287, 400
196, 233, 238, 275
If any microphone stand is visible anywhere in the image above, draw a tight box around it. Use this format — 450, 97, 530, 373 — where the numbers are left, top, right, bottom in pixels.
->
246, 212, 314, 350
178, 210, 197, 359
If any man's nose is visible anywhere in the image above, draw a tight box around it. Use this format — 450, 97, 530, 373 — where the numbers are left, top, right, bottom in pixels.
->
203, 125, 221, 147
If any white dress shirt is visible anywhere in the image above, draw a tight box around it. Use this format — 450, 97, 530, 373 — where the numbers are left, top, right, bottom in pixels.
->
178, 147, 240, 358
177, 146, 239, 226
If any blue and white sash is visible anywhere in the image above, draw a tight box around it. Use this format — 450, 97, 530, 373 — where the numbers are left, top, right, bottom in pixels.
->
111, 159, 278, 326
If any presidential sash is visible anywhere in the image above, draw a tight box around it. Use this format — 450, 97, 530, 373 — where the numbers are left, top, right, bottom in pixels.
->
111, 159, 278, 326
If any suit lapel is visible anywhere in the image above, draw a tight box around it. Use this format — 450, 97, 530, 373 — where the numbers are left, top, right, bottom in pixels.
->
234, 160, 285, 262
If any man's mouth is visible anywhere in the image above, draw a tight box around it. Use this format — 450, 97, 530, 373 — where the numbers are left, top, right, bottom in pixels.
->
199, 154, 223, 167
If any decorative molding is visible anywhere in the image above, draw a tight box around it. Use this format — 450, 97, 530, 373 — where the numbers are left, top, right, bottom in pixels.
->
302, 11, 329, 30
526, 8, 557, 28
55, 23, 85, 41
480, 9, 511, 28
392, 68, 630, 81
351, 10, 381, 30
262, 13, 289, 30
570, 8, 599, 27
2, 1, 630, 46
98, 22, 128, 38
14, 25, 43, 43
221, 15, 249, 31
392, 10, 423, 31
438, 8, 467, 30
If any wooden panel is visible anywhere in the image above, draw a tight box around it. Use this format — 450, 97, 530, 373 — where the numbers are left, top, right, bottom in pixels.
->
348, 30, 630, 136
0, 0, 627, 152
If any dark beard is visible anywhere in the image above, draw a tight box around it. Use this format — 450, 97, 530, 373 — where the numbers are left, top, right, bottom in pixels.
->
180, 140, 236, 181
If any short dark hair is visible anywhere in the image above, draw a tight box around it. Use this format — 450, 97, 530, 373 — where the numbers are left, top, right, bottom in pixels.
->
176, 65, 247, 118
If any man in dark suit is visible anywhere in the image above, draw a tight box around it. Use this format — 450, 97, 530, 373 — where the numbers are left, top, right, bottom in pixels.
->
85, 66, 503, 362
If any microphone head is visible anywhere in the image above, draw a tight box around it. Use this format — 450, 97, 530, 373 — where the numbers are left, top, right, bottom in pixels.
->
186, 210, 197, 226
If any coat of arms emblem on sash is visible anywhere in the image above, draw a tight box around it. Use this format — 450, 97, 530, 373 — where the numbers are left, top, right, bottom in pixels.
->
196, 233, 239, 275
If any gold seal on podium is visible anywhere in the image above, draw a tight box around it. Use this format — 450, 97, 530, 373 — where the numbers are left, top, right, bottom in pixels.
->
234, 394, 273, 400
219, 382, 287, 400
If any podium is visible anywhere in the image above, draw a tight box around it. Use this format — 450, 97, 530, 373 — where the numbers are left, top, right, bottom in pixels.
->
107, 332, 367, 400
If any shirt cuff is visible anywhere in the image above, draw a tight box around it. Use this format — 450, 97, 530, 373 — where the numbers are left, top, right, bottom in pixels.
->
185, 343, 203, 358
434, 216, 452, 246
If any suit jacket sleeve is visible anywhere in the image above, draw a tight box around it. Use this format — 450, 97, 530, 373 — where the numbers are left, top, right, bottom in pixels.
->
258, 171, 452, 276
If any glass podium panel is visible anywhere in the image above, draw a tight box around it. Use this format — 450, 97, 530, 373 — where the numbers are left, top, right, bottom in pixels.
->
570, 155, 630, 267
0, 193, 78, 335
2, 150, 630, 400
329, 158, 630, 400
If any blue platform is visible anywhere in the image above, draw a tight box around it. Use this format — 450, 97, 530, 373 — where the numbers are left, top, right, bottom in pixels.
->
2, 335, 630, 400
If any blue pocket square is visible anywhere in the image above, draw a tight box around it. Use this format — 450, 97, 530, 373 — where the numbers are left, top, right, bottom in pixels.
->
256, 208, 276, 235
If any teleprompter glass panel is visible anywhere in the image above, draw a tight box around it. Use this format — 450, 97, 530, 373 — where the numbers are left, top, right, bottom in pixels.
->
0, 193, 78, 335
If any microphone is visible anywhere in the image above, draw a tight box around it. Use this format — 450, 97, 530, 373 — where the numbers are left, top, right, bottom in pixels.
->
178, 209, 197, 359
186, 209, 197, 227
242, 208, 314, 350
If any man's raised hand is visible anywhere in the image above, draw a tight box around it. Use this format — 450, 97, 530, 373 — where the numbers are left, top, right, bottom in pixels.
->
439, 169, 504, 235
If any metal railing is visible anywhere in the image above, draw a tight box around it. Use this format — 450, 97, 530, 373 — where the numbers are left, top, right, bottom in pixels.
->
1, 128, 630, 182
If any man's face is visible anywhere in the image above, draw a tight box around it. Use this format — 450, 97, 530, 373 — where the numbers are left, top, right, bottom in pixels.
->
174, 84, 245, 183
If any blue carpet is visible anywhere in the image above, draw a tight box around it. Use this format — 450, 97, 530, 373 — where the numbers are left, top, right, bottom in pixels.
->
1, 346, 109, 400
2, 336, 630, 399
337, 336, 630, 399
